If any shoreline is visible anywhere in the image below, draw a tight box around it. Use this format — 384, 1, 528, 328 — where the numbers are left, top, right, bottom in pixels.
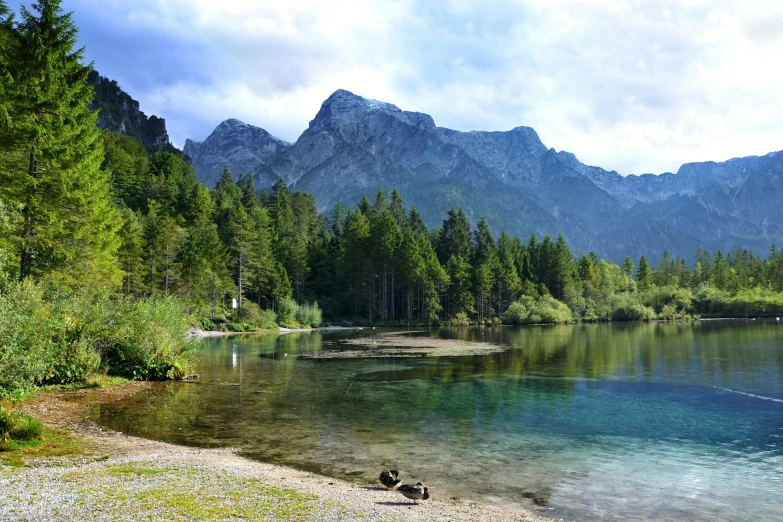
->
3, 385, 550, 522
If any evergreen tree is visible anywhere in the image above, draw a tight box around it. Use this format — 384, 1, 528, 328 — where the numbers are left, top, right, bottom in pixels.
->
712, 251, 729, 290
0, 0, 121, 287
228, 205, 258, 319
446, 255, 475, 317
117, 208, 145, 295
437, 207, 472, 263
636, 255, 653, 291
551, 234, 574, 300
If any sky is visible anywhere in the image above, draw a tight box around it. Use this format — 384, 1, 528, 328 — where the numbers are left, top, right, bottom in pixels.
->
20, 0, 783, 175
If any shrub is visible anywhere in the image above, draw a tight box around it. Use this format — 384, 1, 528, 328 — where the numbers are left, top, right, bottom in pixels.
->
236, 301, 262, 324
277, 297, 299, 328
0, 280, 199, 397
256, 309, 279, 330
200, 318, 217, 331
454, 312, 471, 326
0, 406, 43, 443
502, 301, 529, 325
103, 297, 199, 380
296, 302, 322, 328
531, 295, 573, 324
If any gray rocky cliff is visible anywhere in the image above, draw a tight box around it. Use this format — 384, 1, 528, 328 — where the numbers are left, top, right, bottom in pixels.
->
184, 119, 291, 187
88, 71, 179, 155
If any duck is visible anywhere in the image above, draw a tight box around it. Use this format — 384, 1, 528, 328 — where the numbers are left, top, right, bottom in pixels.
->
379, 469, 401, 490
397, 482, 430, 504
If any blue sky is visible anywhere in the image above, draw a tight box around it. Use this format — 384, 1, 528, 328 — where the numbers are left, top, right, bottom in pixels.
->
18, 0, 783, 175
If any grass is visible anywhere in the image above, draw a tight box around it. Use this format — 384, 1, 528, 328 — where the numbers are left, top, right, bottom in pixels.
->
85, 472, 319, 521
0, 427, 85, 467
85, 374, 132, 389
107, 464, 175, 476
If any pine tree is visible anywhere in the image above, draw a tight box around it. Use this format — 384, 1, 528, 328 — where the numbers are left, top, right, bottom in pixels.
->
0, 1, 13, 128
228, 205, 259, 320
0, 0, 121, 287
636, 255, 653, 291
437, 208, 472, 263
446, 255, 475, 317
117, 208, 145, 295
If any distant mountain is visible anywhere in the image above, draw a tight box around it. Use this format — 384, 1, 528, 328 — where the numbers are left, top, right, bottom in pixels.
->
183, 119, 290, 188
186, 89, 783, 262
88, 71, 179, 155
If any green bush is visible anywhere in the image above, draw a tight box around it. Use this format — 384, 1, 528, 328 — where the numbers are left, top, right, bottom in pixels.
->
257, 309, 279, 329
296, 302, 322, 328
200, 318, 217, 331
609, 293, 656, 321
502, 301, 529, 325
234, 301, 278, 329
502, 295, 571, 325
531, 295, 573, 324
277, 297, 299, 328
0, 405, 43, 442
102, 297, 198, 380
236, 301, 262, 324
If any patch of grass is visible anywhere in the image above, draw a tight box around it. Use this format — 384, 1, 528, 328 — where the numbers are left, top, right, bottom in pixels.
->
85, 374, 131, 389
89, 475, 317, 521
0, 426, 85, 467
107, 464, 174, 476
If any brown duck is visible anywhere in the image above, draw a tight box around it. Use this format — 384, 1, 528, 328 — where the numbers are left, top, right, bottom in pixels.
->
397, 482, 430, 504
379, 469, 401, 490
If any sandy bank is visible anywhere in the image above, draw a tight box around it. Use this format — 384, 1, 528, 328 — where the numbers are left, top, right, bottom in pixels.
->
3, 385, 552, 522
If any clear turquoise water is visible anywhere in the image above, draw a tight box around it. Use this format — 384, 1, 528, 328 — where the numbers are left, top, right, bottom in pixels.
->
94, 321, 783, 520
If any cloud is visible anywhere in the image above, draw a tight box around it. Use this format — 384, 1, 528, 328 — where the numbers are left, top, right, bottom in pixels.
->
48, 0, 783, 174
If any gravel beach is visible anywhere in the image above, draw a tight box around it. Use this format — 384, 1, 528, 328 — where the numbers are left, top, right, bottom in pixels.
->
2, 385, 554, 522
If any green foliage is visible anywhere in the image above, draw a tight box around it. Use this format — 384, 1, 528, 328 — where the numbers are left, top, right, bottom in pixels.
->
0, 279, 197, 398
235, 301, 278, 330
611, 293, 657, 321
296, 302, 322, 328
277, 297, 299, 328
0, 405, 43, 443
502, 301, 529, 325
102, 297, 198, 380
275, 298, 322, 328
502, 295, 572, 324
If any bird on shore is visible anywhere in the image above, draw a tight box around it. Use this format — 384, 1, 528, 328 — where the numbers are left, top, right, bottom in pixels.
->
379, 469, 401, 490
397, 482, 430, 504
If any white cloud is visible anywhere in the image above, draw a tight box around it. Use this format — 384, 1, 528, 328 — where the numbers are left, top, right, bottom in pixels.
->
64, 0, 783, 174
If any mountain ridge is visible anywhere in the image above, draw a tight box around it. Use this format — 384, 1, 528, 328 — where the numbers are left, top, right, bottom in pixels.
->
186, 89, 783, 262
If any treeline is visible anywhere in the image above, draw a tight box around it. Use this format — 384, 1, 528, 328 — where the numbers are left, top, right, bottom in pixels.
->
93, 137, 783, 325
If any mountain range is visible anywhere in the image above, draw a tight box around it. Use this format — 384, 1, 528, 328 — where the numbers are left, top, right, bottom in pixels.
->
182, 90, 783, 262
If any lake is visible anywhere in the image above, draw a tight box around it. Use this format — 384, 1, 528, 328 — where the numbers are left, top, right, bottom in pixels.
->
92, 321, 783, 520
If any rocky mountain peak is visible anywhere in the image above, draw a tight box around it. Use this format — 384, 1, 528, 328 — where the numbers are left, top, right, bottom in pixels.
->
310, 89, 440, 135
183, 119, 290, 187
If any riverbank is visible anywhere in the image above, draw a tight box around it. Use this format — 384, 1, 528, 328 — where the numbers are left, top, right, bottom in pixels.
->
1, 385, 551, 522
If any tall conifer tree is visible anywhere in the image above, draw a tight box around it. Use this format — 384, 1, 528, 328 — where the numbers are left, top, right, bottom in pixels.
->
0, 0, 120, 287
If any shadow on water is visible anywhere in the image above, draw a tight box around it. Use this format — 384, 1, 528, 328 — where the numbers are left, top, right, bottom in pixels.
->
92, 321, 783, 521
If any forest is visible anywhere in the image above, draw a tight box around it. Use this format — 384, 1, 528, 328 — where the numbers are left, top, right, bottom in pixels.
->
2, 1, 783, 400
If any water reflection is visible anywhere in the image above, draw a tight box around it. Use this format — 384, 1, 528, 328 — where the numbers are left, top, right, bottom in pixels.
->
94, 321, 783, 521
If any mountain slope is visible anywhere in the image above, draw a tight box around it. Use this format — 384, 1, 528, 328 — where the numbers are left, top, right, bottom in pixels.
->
183, 119, 291, 188
186, 89, 783, 262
